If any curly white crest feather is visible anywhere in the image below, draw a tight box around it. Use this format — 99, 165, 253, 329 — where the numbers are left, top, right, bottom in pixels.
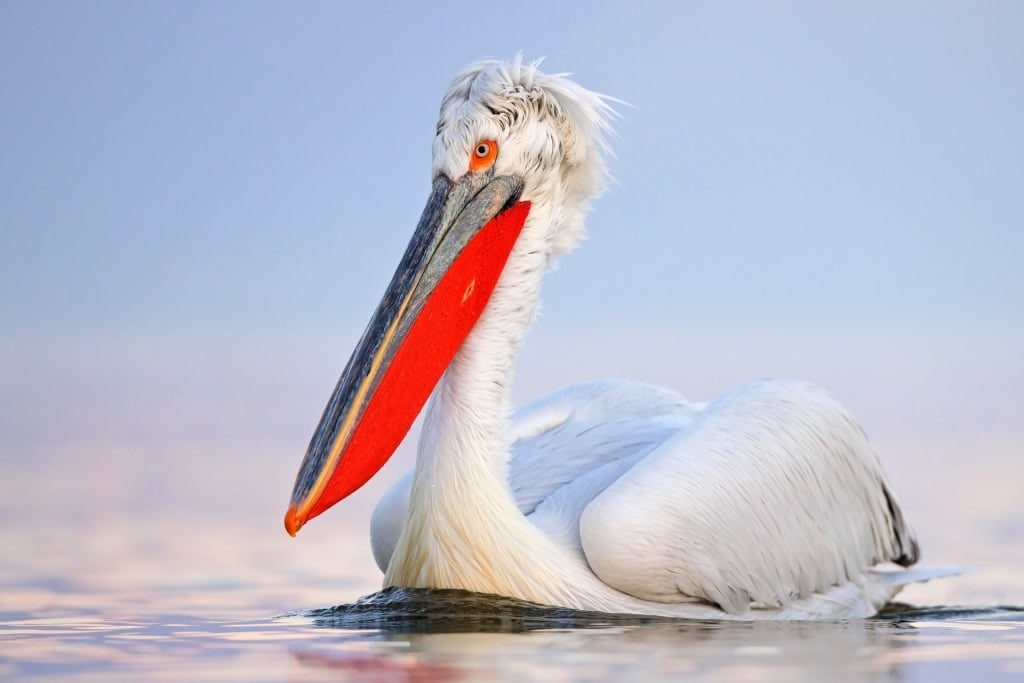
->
432, 56, 618, 262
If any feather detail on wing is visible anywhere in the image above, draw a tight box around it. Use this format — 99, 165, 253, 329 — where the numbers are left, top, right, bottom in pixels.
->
506, 380, 702, 514
371, 380, 701, 571
577, 378, 918, 615
372, 378, 919, 618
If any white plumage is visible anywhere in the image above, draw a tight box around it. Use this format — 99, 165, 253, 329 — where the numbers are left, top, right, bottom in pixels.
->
373, 379, 924, 619
307, 57, 949, 620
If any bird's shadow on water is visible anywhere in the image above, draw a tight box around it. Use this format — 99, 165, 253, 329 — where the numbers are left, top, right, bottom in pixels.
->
293, 586, 1024, 634
301, 587, 670, 634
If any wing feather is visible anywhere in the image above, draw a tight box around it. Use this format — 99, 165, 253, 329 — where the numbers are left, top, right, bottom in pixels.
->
370, 379, 699, 571
578, 378, 918, 615
506, 380, 699, 513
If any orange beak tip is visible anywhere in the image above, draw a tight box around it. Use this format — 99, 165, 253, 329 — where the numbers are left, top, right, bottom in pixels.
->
284, 504, 304, 537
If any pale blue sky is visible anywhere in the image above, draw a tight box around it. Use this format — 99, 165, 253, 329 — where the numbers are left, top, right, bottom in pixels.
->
1, 2, 1022, 468
2, 1, 1021, 335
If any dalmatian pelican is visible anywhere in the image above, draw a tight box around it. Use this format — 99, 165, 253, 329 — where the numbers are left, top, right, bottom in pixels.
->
283, 57, 943, 619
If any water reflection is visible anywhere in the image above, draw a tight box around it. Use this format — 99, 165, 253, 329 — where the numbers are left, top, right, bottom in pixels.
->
281, 589, 1024, 683
289, 606, 1024, 683
306, 587, 682, 633
3, 582, 1024, 682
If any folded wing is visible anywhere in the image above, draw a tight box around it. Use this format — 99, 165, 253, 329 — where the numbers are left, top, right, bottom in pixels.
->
578, 378, 918, 615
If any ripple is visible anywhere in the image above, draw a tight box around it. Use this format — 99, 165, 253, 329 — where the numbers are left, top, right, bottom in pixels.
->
877, 602, 1024, 623
301, 587, 683, 633
297, 587, 1024, 633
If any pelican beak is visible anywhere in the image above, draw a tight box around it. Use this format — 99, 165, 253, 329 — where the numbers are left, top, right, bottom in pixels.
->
284, 172, 530, 536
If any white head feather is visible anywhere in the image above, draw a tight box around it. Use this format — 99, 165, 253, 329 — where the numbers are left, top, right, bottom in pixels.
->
432, 57, 618, 264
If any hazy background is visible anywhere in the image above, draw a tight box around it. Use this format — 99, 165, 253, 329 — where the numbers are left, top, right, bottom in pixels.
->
1, 2, 1021, 613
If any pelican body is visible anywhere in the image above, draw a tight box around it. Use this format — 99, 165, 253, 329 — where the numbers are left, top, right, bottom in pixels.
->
285, 58, 934, 619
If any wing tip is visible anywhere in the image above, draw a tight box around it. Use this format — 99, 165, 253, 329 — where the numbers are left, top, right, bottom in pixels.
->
883, 484, 920, 567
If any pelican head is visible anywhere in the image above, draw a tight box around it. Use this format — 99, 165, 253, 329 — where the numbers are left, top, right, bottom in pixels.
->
285, 58, 617, 535
432, 58, 616, 260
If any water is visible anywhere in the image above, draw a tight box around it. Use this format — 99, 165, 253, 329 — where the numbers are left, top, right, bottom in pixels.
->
3, 325, 1024, 681
5, 588, 1024, 682
5, 452, 1023, 683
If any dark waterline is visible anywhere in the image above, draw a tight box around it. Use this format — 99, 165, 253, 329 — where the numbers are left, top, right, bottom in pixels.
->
299, 586, 1024, 633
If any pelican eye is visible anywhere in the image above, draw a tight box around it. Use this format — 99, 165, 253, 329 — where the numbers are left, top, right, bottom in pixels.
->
469, 139, 498, 172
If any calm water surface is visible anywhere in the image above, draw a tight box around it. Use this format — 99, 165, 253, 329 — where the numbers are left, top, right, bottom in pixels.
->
4, 443, 1024, 682
4, 581, 1024, 682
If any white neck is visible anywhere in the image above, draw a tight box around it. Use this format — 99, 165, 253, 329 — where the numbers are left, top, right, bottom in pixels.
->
383, 216, 574, 601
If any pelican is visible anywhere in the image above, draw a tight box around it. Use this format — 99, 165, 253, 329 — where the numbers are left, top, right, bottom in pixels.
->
284, 57, 944, 620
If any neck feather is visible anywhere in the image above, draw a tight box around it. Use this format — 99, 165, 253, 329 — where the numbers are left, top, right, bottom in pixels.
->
383, 218, 557, 594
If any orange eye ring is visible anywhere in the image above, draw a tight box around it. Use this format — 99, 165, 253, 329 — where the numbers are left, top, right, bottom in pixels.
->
469, 139, 498, 172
